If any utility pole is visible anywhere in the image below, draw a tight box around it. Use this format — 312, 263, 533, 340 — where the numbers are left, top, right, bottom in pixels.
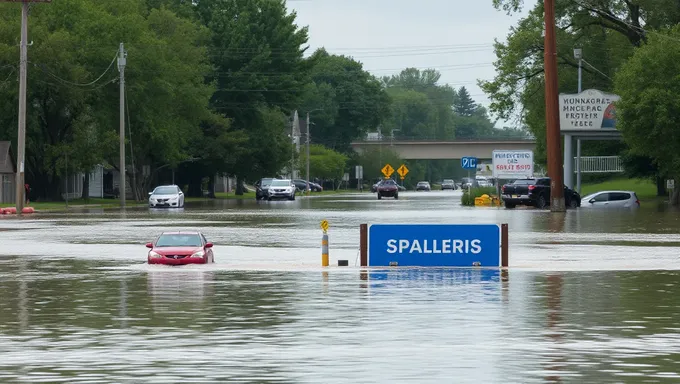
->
118, 43, 126, 207
306, 112, 310, 196
574, 48, 583, 194
543, 0, 565, 212
14, 1, 28, 214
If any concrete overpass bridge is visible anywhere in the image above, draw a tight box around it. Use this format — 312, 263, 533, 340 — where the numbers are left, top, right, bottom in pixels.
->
350, 138, 537, 160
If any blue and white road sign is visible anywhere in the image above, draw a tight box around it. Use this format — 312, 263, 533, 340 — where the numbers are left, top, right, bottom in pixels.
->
368, 224, 501, 267
461, 156, 477, 170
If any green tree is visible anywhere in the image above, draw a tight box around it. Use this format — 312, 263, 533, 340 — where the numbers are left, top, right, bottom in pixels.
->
0, 0, 216, 200
382, 68, 456, 140
481, 1, 638, 166
188, 0, 311, 193
300, 48, 391, 152
453, 86, 477, 117
298, 144, 349, 182
613, 26, 680, 205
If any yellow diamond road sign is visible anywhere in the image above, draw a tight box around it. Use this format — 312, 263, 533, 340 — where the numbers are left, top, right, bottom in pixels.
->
381, 164, 394, 178
320, 220, 329, 232
397, 164, 409, 178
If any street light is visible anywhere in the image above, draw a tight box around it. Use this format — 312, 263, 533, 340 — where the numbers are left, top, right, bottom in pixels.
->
574, 47, 583, 194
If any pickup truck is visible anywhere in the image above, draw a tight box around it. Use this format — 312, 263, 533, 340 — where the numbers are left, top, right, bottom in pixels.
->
501, 177, 581, 209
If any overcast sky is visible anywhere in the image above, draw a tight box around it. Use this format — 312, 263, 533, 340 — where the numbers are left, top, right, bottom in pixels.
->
288, 0, 534, 126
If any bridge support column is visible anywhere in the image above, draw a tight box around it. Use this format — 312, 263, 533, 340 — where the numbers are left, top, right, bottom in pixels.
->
563, 134, 573, 189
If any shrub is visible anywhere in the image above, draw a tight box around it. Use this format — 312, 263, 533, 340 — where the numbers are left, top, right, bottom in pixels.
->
461, 187, 497, 206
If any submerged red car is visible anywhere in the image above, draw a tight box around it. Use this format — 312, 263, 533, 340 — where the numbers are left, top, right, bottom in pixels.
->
147, 231, 215, 265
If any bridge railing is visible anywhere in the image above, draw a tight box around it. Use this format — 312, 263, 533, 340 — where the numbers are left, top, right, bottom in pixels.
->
574, 156, 624, 173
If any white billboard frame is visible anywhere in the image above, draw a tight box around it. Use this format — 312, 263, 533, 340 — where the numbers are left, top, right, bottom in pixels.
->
559, 89, 620, 132
492, 150, 534, 180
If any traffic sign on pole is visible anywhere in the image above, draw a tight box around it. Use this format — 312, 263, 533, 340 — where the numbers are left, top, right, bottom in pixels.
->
461, 157, 477, 170
397, 164, 409, 178
381, 164, 394, 178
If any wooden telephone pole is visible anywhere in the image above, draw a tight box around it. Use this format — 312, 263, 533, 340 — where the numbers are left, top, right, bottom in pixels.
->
543, 0, 566, 212
2, 0, 52, 214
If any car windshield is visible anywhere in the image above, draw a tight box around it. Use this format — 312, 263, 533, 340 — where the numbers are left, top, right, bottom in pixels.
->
153, 186, 177, 195
383, 180, 396, 185
443, 179, 453, 183
512, 179, 536, 185
155, 233, 202, 247
271, 180, 291, 187
261, 178, 274, 186
418, 182, 428, 185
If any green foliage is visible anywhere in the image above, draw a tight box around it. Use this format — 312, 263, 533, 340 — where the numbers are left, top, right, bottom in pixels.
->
0, 0, 215, 199
298, 144, 349, 180
613, 27, 680, 203
301, 49, 391, 152
190, 0, 310, 182
382, 68, 457, 140
461, 187, 497, 206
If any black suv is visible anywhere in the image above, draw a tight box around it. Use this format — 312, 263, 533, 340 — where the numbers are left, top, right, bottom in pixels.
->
255, 178, 276, 200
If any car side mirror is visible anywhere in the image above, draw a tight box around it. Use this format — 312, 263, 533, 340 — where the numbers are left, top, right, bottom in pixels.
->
589, 199, 595, 204
148, 192, 153, 196
205, 242, 213, 248
179, 191, 183, 195
145, 242, 153, 248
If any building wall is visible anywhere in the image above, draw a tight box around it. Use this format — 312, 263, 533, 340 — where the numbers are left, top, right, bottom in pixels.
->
0, 173, 16, 204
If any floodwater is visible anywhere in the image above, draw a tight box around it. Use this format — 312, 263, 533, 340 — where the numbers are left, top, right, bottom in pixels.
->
1, 191, 680, 383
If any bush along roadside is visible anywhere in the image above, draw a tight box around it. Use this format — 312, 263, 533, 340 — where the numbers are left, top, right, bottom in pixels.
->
461, 187, 498, 206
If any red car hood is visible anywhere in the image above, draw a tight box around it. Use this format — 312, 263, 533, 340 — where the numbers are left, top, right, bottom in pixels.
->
152, 246, 203, 256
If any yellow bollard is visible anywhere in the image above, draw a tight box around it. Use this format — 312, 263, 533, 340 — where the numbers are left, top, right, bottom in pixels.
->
321, 232, 329, 267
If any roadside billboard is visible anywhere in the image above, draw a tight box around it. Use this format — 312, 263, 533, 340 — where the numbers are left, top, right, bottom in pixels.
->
492, 150, 533, 180
559, 89, 620, 131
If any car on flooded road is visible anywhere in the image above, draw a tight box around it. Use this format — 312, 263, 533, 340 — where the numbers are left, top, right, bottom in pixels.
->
416, 181, 431, 191
377, 179, 399, 199
267, 179, 296, 200
147, 231, 215, 265
581, 190, 640, 209
148, 185, 185, 208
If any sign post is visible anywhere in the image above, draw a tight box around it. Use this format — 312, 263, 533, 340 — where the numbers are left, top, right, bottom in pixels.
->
363, 223, 505, 267
397, 164, 409, 187
667, 179, 675, 203
461, 157, 477, 194
355, 165, 363, 191
381, 164, 394, 179
320, 220, 329, 267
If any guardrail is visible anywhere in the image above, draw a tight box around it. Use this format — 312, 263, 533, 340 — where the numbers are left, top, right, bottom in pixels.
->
573, 156, 624, 173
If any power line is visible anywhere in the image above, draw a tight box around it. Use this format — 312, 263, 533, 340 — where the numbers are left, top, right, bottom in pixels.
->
30, 51, 118, 87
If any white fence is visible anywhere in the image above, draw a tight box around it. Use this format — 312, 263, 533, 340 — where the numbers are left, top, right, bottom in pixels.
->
573, 156, 624, 173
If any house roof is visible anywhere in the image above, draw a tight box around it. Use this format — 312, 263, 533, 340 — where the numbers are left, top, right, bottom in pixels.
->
0, 141, 16, 174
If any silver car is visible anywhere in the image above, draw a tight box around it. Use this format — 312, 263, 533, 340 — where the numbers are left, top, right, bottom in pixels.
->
148, 185, 185, 208
581, 190, 640, 209
267, 179, 296, 201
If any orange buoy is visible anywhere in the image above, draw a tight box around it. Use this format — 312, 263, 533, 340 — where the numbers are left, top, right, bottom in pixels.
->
21, 207, 35, 214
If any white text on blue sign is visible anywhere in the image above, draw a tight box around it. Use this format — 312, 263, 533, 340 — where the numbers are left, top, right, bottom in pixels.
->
386, 239, 482, 254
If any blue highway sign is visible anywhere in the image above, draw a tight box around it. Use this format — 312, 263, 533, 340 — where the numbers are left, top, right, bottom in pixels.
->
461, 157, 477, 170
368, 224, 501, 267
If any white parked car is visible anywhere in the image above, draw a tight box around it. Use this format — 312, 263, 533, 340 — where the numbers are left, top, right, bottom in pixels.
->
267, 179, 296, 201
581, 190, 640, 209
148, 185, 185, 208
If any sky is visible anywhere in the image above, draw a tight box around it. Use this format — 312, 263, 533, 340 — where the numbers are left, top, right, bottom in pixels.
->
288, 0, 534, 127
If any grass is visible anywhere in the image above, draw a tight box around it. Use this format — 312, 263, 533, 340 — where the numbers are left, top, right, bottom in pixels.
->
1, 198, 145, 211
580, 177, 658, 200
